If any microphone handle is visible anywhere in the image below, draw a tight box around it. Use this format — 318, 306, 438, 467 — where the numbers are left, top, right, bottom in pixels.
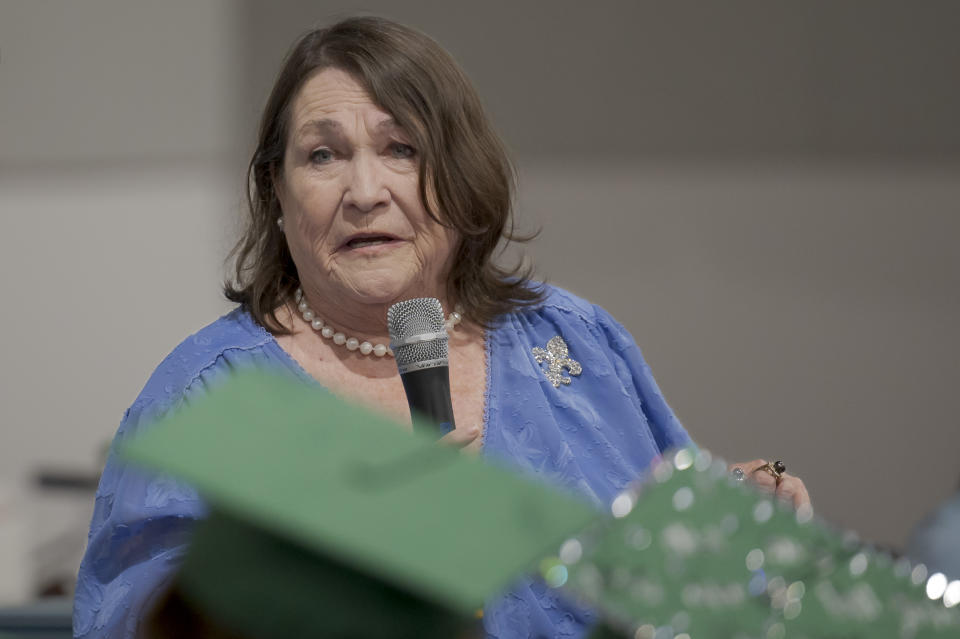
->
399, 366, 456, 436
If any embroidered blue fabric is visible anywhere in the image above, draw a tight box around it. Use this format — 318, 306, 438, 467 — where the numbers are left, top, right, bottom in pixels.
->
73, 286, 690, 638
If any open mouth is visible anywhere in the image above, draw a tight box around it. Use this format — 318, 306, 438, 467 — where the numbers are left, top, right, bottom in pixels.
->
343, 235, 399, 250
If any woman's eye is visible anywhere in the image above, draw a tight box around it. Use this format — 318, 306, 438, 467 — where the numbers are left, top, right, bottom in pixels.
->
309, 148, 333, 164
389, 143, 416, 159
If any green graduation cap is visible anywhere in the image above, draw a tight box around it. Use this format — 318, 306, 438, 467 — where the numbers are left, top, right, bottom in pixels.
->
120, 370, 598, 639
562, 449, 960, 639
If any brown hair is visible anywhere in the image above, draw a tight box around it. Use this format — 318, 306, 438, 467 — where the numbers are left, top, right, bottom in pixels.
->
225, 15, 543, 332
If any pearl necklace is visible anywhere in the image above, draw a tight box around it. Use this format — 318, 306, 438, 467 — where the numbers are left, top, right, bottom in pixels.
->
294, 287, 463, 358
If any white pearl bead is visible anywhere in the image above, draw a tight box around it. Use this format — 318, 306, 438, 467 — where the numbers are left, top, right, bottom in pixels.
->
294, 283, 457, 360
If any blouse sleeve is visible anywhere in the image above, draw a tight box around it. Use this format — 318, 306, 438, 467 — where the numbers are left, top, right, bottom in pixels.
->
73, 395, 207, 639
592, 304, 692, 455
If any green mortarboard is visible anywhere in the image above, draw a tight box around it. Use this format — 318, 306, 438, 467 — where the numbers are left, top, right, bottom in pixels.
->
563, 449, 960, 639
120, 370, 960, 638
120, 370, 598, 639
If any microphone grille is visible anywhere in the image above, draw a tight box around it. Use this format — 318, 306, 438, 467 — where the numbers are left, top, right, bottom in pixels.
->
386, 298, 448, 370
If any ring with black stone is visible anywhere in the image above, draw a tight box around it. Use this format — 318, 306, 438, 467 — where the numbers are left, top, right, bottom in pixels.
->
752, 460, 786, 485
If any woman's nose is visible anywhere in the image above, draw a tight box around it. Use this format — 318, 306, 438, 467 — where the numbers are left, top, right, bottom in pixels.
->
343, 153, 390, 213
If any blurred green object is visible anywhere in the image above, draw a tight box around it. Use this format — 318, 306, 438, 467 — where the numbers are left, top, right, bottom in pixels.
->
173, 509, 472, 638
120, 370, 598, 639
566, 448, 960, 639
119, 369, 960, 638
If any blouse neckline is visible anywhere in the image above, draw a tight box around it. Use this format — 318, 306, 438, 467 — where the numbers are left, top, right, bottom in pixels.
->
237, 308, 495, 454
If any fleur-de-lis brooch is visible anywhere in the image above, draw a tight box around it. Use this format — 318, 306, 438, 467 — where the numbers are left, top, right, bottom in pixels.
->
532, 336, 582, 388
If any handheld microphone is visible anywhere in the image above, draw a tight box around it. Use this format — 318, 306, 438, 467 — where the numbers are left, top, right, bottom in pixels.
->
386, 298, 456, 437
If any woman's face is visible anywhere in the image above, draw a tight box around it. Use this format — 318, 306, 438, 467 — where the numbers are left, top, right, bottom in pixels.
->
276, 68, 457, 311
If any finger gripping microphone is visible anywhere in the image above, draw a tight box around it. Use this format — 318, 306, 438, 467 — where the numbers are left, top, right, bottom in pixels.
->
387, 298, 456, 436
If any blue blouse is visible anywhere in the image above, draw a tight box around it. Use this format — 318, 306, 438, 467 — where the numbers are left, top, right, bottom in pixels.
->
73, 286, 690, 638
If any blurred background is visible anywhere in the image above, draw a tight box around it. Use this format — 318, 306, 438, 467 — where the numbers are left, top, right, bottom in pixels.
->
1, 0, 958, 605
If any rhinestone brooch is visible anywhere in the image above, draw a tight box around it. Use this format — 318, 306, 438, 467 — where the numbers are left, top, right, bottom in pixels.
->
532, 336, 582, 388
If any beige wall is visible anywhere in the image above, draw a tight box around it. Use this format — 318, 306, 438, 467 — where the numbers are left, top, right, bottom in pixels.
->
0, 0, 242, 166
0, 0, 242, 597
1, 0, 241, 479
1, 2, 959, 595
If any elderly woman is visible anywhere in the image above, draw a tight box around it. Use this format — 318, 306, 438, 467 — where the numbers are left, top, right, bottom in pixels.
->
74, 16, 809, 639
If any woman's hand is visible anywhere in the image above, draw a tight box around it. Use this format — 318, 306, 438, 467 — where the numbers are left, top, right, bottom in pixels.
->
439, 425, 481, 450
729, 459, 812, 510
